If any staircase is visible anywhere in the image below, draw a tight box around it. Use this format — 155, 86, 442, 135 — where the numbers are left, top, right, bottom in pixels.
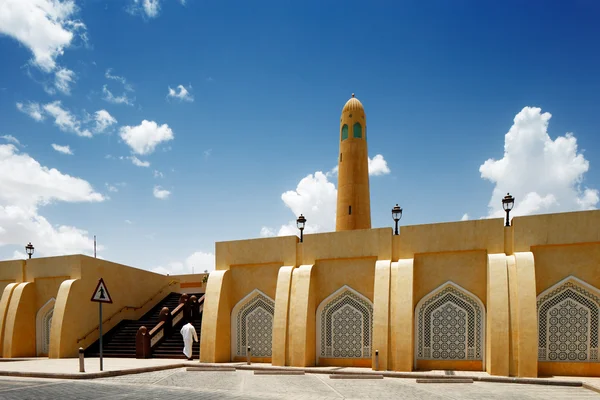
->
152, 317, 202, 359
85, 292, 197, 358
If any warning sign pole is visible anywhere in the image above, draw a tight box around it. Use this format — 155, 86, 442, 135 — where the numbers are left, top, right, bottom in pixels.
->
99, 301, 103, 371
91, 278, 112, 372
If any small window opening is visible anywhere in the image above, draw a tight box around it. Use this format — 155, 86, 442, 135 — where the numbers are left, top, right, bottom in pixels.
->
349, 205, 352, 215
340, 153, 342, 162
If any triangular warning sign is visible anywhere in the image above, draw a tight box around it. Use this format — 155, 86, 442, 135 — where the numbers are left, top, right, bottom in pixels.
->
91, 278, 113, 303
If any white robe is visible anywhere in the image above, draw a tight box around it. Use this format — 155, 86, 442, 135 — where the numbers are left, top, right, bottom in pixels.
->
180, 323, 198, 359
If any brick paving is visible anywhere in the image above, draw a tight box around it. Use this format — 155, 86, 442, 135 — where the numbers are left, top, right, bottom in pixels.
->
0, 368, 597, 399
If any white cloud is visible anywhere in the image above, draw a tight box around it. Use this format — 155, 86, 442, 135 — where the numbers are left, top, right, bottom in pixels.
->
368, 154, 391, 176
152, 251, 216, 275
260, 227, 275, 237
276, 171, 337, 236
263, 154, 392, 237
480, 106, 599, 219
125, 219, 132, 224
0, 135, 21, 146
129, 155, 150, 167
16, 102, 45, 121
54, 67, 75, 94
102, 85, 134, 106
119, 120, 174, 155
153, 185, 170, 199
0, 0, 86, 72
461, 213, 469, 221
203, 149, 212, 159
43, 101, 92, 137
167, 85, 193, 102
0, 144, 105, 256
326, 154, 391, 177
11, 250, 27, 260
105, 69, 133, 92
153, 170, 164, 178
105, 183, 118, 193
93, 110, 117, 133
51, 143, 73, 155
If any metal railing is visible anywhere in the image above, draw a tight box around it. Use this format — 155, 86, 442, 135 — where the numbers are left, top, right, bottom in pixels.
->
77, 280, 178, 343
137, 294, 205, 358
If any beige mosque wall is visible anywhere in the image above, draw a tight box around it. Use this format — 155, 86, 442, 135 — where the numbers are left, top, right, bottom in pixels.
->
533, 243, 600, 377
51, 256, 177, 357
199, 209, 600, 378
0, 254, 206, 359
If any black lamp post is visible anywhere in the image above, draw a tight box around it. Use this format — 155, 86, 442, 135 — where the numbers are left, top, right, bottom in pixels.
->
25, 242, 34, 259
296, 214, 306, 243
392, 204, 403, 235
502, 193, 515, 227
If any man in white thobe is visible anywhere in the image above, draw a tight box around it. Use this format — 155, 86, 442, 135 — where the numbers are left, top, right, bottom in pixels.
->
180, 321, 198, 360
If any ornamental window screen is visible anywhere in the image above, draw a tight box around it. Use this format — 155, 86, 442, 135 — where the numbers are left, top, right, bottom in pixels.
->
231, 290, 275, 358
353, 122, 362, 138
341, 124, 349, 141
36, 298, 55, 356
317, 286, 373, 359
415, 282, 485, 362
537, 277, 600, 363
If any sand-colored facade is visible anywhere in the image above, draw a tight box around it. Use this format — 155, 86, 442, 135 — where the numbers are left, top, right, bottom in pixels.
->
199, 94, 600, 377
199, 210, 600, 377
0, 255, 206, 358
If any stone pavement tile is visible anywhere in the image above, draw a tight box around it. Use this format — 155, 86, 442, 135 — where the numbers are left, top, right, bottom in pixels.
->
96, 367, 184, 384
156, 369, 244, 392
401, 381, 600, 400
0, 379, 268, 400
314, 374, 448, 400
242, 372, 340, 398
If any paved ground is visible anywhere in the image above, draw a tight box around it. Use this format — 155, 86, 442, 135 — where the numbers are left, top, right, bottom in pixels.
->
0, 368, 597, 399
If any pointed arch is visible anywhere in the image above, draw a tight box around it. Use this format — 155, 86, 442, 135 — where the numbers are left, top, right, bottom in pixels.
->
316, 285, 373, 359
341, 124, 348, 141
414, 282, 485, 366
537, 276, 600, 362
36, 297, 55, 357
230, 289, 275, 358
353, 122, 362, 138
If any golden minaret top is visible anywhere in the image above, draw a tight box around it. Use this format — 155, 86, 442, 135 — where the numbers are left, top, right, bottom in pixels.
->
335, 93, 371, 231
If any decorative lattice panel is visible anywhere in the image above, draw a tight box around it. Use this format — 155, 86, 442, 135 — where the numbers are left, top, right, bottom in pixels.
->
234, 292, 274, 357
319, 288, 373, 358
42, 309, 53, 355
416, 284, 484, 361
537, 280, 599, 362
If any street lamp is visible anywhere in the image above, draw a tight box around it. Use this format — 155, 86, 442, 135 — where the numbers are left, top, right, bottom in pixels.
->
392, 204, 403, 235
502, 193, 515, 227
296, 214, 306, 243
25, 242, 34, 259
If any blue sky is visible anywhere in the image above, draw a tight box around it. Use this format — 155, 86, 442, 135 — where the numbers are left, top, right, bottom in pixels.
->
1, 0, 599, 273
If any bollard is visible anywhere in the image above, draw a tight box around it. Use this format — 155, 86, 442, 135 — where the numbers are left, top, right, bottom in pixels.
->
247, 346, 251, 365
79, 347, 85, 373
375, 350, 379, 371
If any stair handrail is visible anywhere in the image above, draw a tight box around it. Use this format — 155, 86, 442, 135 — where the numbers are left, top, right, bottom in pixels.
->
77, 280, 179, 343
137, 294, 205, 358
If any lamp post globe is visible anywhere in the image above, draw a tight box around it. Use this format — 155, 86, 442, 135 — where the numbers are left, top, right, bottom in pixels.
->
25, 242, 34, 259
296, 214, 306, 243
392, 204, 403, 235
502, 193, 515, 227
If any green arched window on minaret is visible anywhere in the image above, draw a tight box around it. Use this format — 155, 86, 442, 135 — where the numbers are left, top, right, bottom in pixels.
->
341, 124, 349, 140
353, 122, 362, 138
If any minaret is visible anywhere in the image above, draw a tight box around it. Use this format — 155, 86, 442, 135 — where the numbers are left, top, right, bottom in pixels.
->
336, 93, 371, 231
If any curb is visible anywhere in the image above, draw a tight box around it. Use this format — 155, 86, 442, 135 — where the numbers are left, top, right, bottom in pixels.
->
0, 363, 188, 380
583, 383, 600, 394
211, 364, 586, 388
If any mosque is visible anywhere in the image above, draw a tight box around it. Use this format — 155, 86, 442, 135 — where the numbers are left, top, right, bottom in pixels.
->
0, 94, 598, 378
198, 94, 600, 378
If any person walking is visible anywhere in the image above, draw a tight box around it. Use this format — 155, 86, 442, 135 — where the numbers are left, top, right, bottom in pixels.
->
180, 320, 198, 360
